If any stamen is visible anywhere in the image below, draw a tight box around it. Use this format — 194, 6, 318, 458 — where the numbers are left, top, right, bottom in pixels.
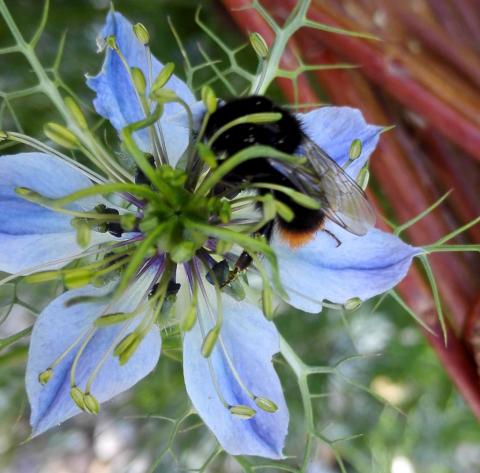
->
110, 39, 166, 165
1, 131, 105, 183
37, 326, 92, 388
196, 259, 278, 414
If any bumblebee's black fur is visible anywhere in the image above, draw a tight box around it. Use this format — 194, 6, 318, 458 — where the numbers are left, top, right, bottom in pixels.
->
204, 96, 324, 234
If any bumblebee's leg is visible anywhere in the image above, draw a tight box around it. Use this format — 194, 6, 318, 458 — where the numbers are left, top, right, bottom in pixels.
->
324, 228, 342, 247
221, 220, 274, 288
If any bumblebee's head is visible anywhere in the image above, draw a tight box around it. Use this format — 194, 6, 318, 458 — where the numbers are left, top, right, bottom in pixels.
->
204, 95, 303, 157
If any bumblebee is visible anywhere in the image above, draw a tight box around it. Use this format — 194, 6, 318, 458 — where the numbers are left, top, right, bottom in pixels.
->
203, 96, 375, 282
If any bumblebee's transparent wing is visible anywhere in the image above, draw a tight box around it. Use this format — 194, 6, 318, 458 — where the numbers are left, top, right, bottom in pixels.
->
268, 137, 376, 235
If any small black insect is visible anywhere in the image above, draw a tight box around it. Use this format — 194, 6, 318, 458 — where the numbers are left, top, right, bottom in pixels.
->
203, 96, 376, 283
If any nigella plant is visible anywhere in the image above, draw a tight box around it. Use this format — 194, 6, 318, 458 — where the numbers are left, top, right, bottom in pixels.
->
2, 2, 452, 463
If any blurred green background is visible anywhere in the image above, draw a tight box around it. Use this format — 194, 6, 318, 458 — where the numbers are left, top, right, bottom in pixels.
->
0, 1, 479, 472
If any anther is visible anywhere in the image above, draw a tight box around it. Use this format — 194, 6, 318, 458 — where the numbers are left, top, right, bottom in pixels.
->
344, 297, 362, 311
349, 138, 362, 160
254, 396, 278, 413
229, 405, 256, 419
83, 392, 100, 415
70, 386, 86, 410
38, 368, 53, 385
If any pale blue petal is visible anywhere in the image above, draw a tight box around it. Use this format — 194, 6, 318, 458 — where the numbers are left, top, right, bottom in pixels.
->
26, 270, 160, 435
0, 153, 113, 273
87, 11, 196, 164
272, 223, 421, 313
298, 107, 381, 179
183, 293, 288, 459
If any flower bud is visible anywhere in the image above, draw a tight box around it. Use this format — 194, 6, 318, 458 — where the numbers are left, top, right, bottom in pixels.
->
254, 396, 278, 413
201, 85, 217, 114
38, 368, 53, 385
83, 392, 100, 415
201, 327, 220, 358
44, 122, 79, 149
70, 386, 86, 410
229, 405, 256, 419
133, 23, 150, 45
349, 138, 362, 160
152, 62, 175, 92
249, 32, 269, 59
64, 96, 88, 129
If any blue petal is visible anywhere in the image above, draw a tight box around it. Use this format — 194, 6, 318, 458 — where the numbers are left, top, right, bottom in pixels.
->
87, 11, 196, 165
298, 107, 381, 179
183, 293, 288, 458
271, 223, 421, 313
26, 271, 161, 436
0, 153, 113, 273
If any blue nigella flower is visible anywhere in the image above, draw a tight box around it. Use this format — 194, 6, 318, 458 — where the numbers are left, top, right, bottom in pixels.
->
0, 11, 420, 459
